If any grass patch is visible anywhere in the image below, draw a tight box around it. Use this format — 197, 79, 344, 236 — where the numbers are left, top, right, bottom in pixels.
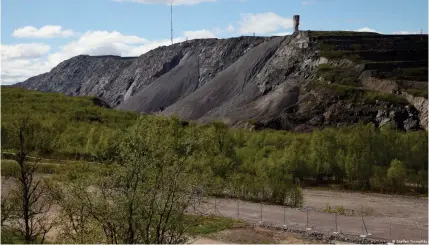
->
322, 204, 346, 215
317, 42, 363, 62
372, 67, 428, 82
1, 159, 20, 178
363, 91, 408, 104
316, 64, 361, 87
1, 159, 64, 177
1, 228, 25, 244
309, 31, 380, 37
1, 228, 50, 244
187, 215, 244, 235
309, 82, 409, 105
405, 89, 428, 99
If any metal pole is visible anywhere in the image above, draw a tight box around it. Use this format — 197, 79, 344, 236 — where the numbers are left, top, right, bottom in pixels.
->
306, 209, 309, 228
237, 199, 239, 218
335, 213, 338, 233
170, 1, 173, 45
283, 205, 286, 226
260, 202, 263, 222
390, 222, 391, 238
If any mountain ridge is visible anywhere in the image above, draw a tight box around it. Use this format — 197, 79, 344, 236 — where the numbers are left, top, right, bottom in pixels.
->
15, 31, 428, 131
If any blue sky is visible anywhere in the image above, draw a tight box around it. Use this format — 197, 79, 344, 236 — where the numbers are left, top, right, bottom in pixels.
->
1, 0, 428, 84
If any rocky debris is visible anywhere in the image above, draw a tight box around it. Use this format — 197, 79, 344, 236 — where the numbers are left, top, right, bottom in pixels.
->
374, 105, 421, 130
255, 222, 388, 244
92, 97, 111, 109
17, 37, 273, 108
116, 53, 200, 113
404, 93, 428, 130
15, 31, 428, 132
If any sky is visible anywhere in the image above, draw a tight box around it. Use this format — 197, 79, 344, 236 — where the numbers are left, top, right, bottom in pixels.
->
1, 0, 428, 85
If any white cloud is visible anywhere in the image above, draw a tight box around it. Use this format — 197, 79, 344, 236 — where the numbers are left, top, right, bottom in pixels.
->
302, 0, 315, 5
113, 0, 216, 5
238, 12, 293, 35
1, 58, 52, 85
272, 32, 292, 36
393, 31, 420, 35
12, 25, 74, 38
126, 37, 185, 56
225, 24, 235, 32
1, 43, 50, 60
1, 28, 221, 84
183, 29, 216, 39
46, 31, 148, 65
355, 27, 378, 33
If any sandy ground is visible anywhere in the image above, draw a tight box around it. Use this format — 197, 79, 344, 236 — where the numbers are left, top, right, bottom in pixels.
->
3, 175, 427, 243
302, 188, 428, 226
200, 189, 428, 241
192, 226, 319, 244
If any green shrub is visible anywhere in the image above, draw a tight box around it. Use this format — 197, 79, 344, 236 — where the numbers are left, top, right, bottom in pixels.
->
335, 206, 345, 215
1, 160, 20, 178
405, 89, 428, 99
187, 215, 243, 235
284, 186, 303, 208
1, 228, 25, 244
387, 159, 407, 191
363, 91, 408, 104
36, 163, 62, 175
323, 204, 345, 215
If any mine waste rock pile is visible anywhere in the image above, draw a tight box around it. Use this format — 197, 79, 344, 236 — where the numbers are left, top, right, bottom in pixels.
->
16, 31, 428, 132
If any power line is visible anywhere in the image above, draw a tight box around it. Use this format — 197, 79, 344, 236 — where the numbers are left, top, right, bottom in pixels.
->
171, 1, 173, 45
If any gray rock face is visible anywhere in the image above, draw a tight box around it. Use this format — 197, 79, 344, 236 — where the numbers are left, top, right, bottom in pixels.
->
15, 32, 428, 131
117, 52, 200, 113
17, 37, 272, 108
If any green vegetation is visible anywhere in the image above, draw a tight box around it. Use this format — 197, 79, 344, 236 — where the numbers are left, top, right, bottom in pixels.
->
1, 87, 428, 243
309, 31, 380, 37
309, 82, 409, 104
1, 159, 64, 177
1, 159, 21, 178
187, 215, 243, 235
317, 42, 363, 62
374, 67, 428, 82
405, 88, 428, 99
317, 64, 361, 86
1, 87, 139, 160
323, 205, 345, 215
1, 229, 25, 244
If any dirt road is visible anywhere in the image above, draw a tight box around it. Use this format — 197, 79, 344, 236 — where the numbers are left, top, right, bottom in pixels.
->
201, 190, 428, 242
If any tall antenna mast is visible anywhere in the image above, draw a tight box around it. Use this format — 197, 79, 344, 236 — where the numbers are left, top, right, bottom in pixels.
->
170, 1, 173, 45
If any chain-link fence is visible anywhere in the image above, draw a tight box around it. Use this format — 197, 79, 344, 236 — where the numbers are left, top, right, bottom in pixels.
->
199, 197, 428, 243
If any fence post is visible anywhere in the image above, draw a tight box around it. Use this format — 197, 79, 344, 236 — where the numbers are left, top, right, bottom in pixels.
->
390, 222, 392, 238
307, 209, 309, 228
214, 196, 217, 214
260, 202, 263, 223
283, 205, 286, 227
335, 212, 338, 233
306, 209, 312, 230
237, 199, 239, 219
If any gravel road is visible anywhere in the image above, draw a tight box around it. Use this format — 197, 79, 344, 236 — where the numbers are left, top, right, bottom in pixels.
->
200, 189, 428, 242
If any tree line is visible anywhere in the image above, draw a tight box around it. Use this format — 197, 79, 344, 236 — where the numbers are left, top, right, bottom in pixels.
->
1, 87, 427, 243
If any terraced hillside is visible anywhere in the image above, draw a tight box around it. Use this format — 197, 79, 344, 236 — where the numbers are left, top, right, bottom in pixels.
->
16, 31, 428, 131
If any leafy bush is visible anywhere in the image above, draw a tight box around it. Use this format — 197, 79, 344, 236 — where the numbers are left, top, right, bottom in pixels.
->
187, 215, 243, 235
1, 160, 20, 178
405, 89, 428, 99
387, 159, 407, 191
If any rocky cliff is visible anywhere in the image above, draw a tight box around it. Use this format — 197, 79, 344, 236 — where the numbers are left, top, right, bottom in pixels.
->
16, 31, 428, 131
